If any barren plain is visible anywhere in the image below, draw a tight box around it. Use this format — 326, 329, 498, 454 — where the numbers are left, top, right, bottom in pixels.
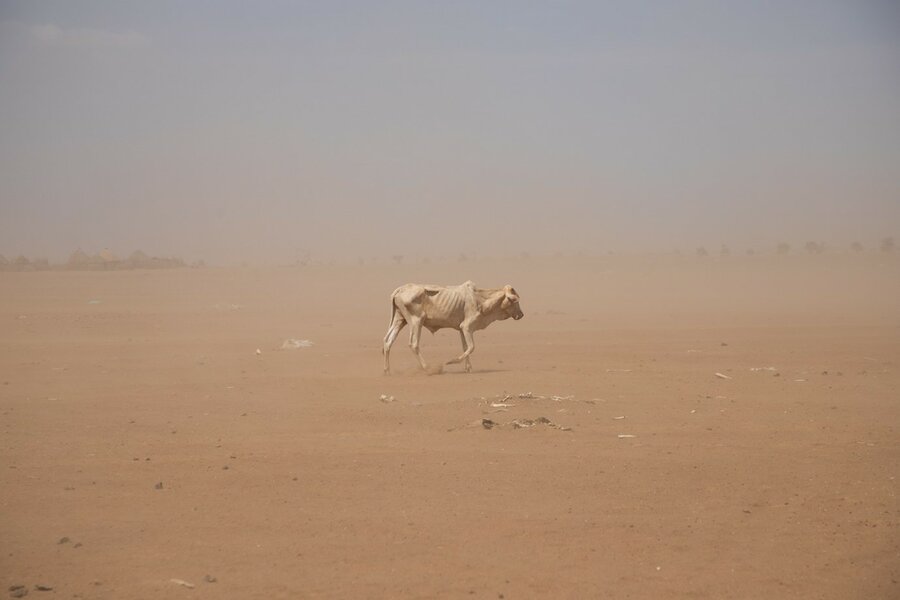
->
2, 255, 898, 599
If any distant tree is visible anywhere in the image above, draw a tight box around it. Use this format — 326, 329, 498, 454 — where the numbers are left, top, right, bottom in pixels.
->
746, 248, 755, 256
776, 243, 791, 255
458, 253, 468, 262
804, 241, 824, 254
719, 244, 730, 257
881, 237, 895, 253
851, 242, 864, 253
696, 247, 708, 257
391, 255, 404, 265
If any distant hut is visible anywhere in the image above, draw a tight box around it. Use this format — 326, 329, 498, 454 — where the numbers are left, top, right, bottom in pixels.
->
0, 254, 8, 269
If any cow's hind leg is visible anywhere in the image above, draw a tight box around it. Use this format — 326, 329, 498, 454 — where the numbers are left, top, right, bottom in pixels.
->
382, 311, 406, 374
407, 317, 433, 373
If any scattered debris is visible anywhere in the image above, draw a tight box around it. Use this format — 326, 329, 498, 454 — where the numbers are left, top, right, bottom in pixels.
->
794, 379, 807, 382
490, 403, 515, 408
154, 482, 163, 490
86, 299, 101, 305
379, 394, 395, 403
33, 585, 53, 592
471, 416, 571, 431
511, 417, 571, 431
57, 537, 70, 544
204, 575, 217, 583
9, 585, 27, 598
617, 434, 637, 439
550, 395, 574, 402
605, 369, 632, 373
170, 579, 195, 589
281, 338, 313, 350
714, 372, 732, 380
517, 392, 536, 399
213, 303, 242, 310
750, 366, 777, 372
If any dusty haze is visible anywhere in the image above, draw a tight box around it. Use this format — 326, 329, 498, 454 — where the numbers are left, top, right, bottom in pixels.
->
1, 1, 899, 263
2, 3, 900, 599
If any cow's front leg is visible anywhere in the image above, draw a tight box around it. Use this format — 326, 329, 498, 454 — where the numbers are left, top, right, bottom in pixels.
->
457, 330, 472, 372
446, 328, 474, 370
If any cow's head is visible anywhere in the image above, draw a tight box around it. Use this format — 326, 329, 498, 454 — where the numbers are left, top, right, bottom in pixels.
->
498, 285, 524, 321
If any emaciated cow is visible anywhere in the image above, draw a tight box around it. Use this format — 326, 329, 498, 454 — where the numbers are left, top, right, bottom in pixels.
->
382, 280, 524, 374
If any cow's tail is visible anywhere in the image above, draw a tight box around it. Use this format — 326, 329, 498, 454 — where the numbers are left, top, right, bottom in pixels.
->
388, 287, 403, 327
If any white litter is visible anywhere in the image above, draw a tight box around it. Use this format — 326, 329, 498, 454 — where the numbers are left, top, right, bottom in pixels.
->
491, 403, 515, 408
715, 372, 732, 379
379, 394, 395, 403
617, 434, 637, 439
794, 379, 807, 382
255, 348, 262, 355
605, 369, 632, 373
170, 579, 195, 589
612, 416, 626, 420
750, 366, 777, 371
282, 338, 314, 349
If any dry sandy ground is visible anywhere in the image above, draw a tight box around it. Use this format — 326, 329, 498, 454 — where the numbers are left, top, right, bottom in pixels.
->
2, 255, 899, 599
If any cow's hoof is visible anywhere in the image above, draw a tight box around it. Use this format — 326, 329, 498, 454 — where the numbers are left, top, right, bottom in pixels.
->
425, 364, 444, 375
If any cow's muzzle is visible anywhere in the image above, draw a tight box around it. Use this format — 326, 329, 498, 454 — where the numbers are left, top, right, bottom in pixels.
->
513, 313, 524, 320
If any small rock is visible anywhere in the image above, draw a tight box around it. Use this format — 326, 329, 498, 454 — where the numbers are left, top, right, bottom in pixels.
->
33, 585, 53, 592
9, 586, 28, 598
154, 482, 163, 490
204, 575, 217, 583
73, 542, 82, 548
58, 537, 70, 544
481, 419, 498, 430
170, 579, 194, 589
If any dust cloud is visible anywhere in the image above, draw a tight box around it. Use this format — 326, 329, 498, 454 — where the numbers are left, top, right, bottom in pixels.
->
1, 2, 898, 264
2, 3, 900, 599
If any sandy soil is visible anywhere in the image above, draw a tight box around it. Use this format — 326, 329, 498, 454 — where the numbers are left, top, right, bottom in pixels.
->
2, 255, 898, 599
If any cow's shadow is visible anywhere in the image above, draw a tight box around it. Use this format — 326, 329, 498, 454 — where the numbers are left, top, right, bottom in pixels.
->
440, 368, 508, 376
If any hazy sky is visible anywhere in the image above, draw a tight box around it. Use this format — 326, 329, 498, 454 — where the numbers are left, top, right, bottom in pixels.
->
1, 1, 898, 263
